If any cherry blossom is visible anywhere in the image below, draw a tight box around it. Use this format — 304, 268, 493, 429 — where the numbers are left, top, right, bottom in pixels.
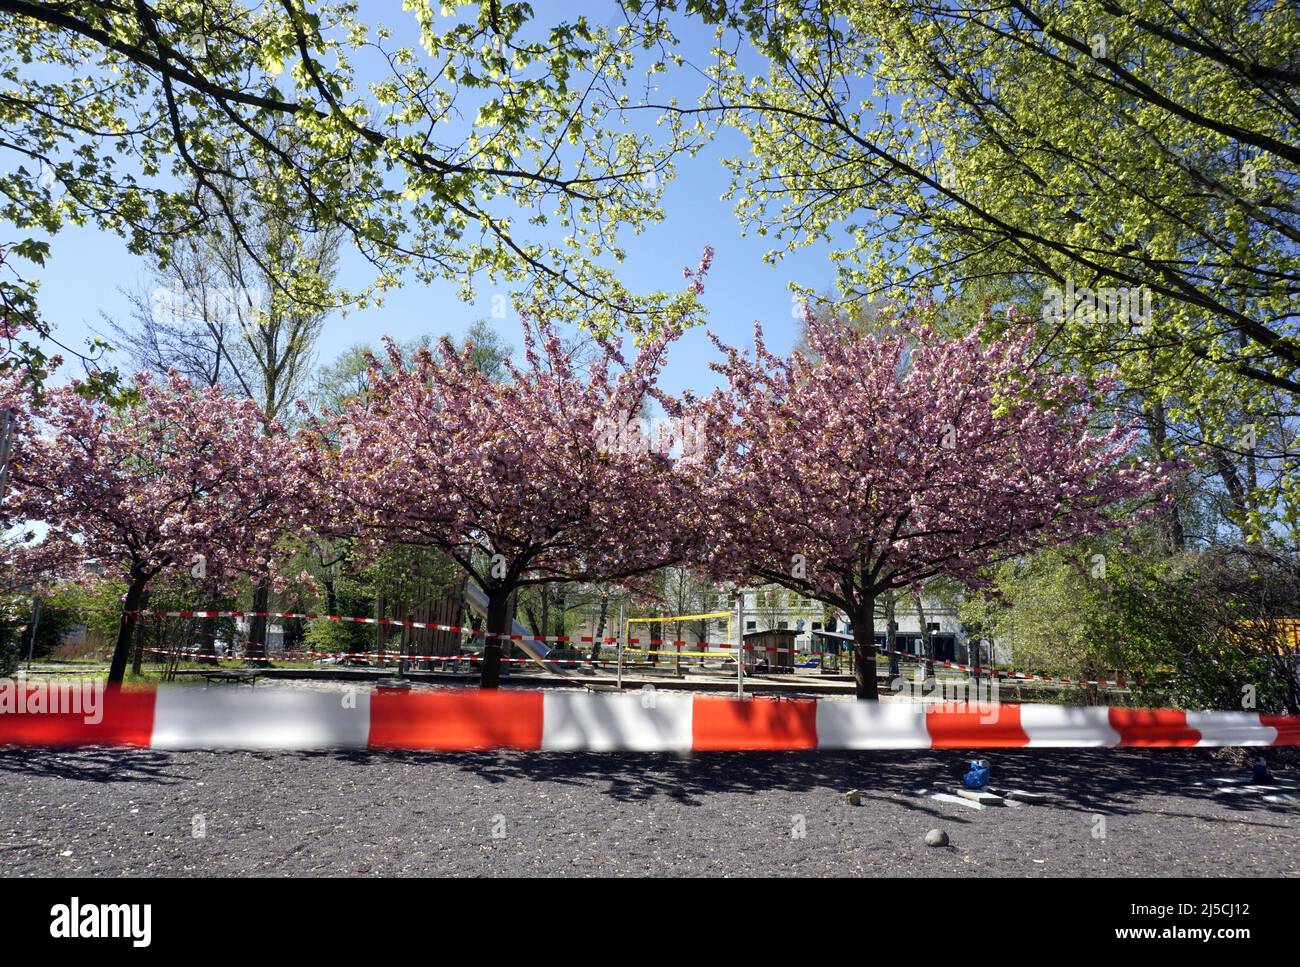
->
686, 311, 1172, 699
313, 318, 698, 687
3, 371, 314, 683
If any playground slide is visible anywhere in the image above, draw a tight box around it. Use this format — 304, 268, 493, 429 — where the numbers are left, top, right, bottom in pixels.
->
462, 581, 583, 679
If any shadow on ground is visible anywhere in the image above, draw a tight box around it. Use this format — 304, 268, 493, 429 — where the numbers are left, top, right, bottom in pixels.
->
0, 747, 187, 785
2, 744, 1295, 827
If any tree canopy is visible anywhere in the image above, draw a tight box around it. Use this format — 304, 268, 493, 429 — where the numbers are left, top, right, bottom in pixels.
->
684, 0, 1298, 395
0, 0, 712, 340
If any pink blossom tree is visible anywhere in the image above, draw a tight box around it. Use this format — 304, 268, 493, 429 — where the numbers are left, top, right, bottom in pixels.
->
0, 378, 45, 589
3, 372, 313, 684
317, 318, 701, 688
689, 312, 1171, 699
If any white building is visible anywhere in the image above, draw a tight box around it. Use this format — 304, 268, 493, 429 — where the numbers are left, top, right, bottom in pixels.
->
730, 587, 1003, 664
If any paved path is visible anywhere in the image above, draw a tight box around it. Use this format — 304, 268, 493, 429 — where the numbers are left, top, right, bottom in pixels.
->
2, 745, 1297, 876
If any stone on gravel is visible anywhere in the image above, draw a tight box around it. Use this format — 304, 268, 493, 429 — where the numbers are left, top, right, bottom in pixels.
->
667, 785, 687, 799
845, 789, 862, 806
956, 789, 1004, 805
931, 792, 984, 810
1007, 789, 1047, 803
924, 829, 949, 847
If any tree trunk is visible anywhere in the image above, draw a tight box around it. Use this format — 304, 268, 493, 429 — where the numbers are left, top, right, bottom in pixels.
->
523, 602, 543, 640
131, 601, 151, 676
553, 588, 566, 639
480, 589, 511, 689
853, 594, 879, 701
524, 586, 549, 646
324, 577, 338, 618
248, 581, 270, 663
375, 593, 388, 668
398, 613, 412, 677
1146, 399, 1186, 552
590, 592, 610, 663
913, 589, 934, 680
885, 591, 899, 679
108, 577, 148, 686
198, 615, 218, 664
198, 588, 218, 665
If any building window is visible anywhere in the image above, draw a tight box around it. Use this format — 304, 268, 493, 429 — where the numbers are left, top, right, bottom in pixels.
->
745, 620, 756, 631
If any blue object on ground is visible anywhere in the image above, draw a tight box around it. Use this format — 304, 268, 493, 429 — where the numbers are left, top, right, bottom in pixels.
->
963, 759, 990, 790
1253, 757, 1273, 783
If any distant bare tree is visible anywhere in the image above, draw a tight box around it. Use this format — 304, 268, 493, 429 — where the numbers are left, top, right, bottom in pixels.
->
98, 133, 343, 659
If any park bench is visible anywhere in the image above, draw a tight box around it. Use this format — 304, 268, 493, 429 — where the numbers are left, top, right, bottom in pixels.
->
172, 668, 262, 688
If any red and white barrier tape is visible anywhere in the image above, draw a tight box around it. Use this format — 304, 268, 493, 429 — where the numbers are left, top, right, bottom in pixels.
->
879, 649, 1147, 688
129, 609, 638, 646
1, 687, 1295, 751
140, 645, 729, 668
129, 609, 1146, 687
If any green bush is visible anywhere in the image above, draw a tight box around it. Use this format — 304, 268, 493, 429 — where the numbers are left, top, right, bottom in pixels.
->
965, 544, 1300, 713
303, 612, 374, 657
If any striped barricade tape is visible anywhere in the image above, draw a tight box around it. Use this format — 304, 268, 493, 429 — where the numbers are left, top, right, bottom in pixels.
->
127, 610, 1145, 687
1, 686, 1296, 751
879, 648, 1146, 688
140, 645, 732, 668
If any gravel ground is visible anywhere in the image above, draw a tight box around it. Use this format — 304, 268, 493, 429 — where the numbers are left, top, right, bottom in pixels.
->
2, 742, 1298, 877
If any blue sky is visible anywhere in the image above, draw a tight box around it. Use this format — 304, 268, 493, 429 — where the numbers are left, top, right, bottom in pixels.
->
25, 3, 843, 404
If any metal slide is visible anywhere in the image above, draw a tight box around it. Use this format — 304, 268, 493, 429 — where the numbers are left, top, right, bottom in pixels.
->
462, 581, 584, 680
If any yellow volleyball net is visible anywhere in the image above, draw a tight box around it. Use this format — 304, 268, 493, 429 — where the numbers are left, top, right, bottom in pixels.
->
623, 611, 734, 660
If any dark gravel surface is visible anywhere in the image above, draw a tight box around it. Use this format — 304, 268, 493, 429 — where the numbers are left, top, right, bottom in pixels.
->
1, 745, 1297, 876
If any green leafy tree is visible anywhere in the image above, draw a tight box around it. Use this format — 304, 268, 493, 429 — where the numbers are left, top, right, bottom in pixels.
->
670, 0, 1299, 526
301, 572, 377, 659
0, 0, 710, 336
312, 320, 511, 414
961, 546, 1128, 685
964, 541, 1300, 712
1112, 547, 1300, 714
687, 0, 1297, 393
